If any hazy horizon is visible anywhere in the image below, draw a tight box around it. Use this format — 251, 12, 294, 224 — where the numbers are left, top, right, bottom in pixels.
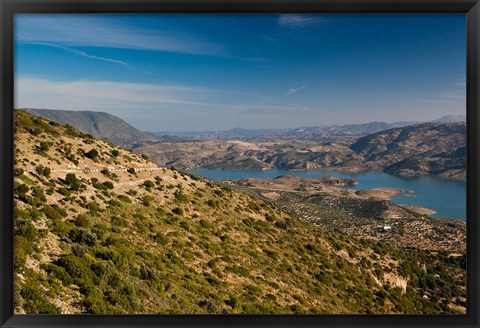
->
15, 14, 466, 131
17, 107, 466, 133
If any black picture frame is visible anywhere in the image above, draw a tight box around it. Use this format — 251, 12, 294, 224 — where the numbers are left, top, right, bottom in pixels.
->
1, 1, 479, 327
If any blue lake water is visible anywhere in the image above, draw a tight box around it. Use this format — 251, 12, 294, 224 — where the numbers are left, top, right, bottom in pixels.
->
186, 169, 466, 220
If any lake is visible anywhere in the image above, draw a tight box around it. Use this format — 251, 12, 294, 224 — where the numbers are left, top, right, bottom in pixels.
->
186, 169, 466, 220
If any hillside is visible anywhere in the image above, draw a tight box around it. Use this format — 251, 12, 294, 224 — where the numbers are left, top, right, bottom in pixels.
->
351, 122, 466, 179
233, 175, 466, 252
137, 122, 466, 180
13, 110, 466, 314
22, 108, 160, 149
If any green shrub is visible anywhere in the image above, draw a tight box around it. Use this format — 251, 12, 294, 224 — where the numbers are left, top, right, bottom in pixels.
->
14, 168, 24, 176
111, 149, 120, 157
85, 149, 99, 159
55, 255, 93, 280
143, 180, 155, 189
43, 167, 51, 178
275, 220, 289, 230
263, 249, 278, 260
65, 173, 81, 191
179, 221, 191, 231
227, 265, 250, 277
88, 202, 100, 214
117, 195, 131, 203
14, 183, 29, 196
58, 188, 71, 197
41, 263, 73, 285
14, 236, 33, 269
44, 205, 63, 221
69, 229, 98, 246
206, 199, 219, 208
111, 216, 128, 227
31, 187, 47, 203
153, 233, 168, 245
199, 219, 213, 229
74, 214, 91, 228
126, 189, 137, 196
245, 284, 262, 296
21, 284, 62, 314
174, 191, 188, 203
142, 196, 153, 206
103, 181, 114, 190
39, 141, 51, 152
314, 272, 329, 284
172, 207, 184, 215
14, 218, 37, 241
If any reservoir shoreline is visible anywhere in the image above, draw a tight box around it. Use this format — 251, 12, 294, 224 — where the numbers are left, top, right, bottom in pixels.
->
186, 168, 466, 220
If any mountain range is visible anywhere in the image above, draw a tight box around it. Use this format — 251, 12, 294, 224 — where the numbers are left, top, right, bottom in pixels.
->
152, 115, 465, 142
19, 108, 466, 179
137, 122, 466, 180
20, 108, 465, 145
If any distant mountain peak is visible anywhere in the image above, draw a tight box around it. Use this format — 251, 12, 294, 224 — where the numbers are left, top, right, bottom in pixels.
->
21, 108, 160, 149
432, 115, 466, 123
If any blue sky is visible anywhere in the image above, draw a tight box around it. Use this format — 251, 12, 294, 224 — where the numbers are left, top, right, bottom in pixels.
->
15, 14, 466, 131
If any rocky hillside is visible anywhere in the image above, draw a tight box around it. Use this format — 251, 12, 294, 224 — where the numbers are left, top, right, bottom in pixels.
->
13, 110, 466, 314
351, 122, 466, 179
137, 122, 466, 180
22, 108, 160, 149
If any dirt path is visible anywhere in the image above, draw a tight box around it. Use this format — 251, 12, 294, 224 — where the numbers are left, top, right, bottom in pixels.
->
27, 167, 164, 174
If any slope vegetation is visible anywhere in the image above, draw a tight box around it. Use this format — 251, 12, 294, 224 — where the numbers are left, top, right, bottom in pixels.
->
13, 110, 465, 314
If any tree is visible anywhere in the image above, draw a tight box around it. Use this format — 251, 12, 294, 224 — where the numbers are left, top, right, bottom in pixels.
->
85, 149, 99, 160
65, 173, 77, 185
65, 173, 81, 191
111, 149, 120, 157
143, 180, 154, 189
43, 167, 51, 178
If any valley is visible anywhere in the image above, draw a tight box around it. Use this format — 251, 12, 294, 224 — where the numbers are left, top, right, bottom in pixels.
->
225, 175, 466, 252
20, 108, 466, 181
136, 122, 466, 181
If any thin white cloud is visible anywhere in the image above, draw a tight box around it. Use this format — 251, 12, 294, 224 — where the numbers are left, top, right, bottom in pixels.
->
15, 77, 220, 113
286, 84, 308, 95
16, 15, 229, 56
35, 42, 131, 67
15, 77, 309, 119
278, 15, 325, 28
